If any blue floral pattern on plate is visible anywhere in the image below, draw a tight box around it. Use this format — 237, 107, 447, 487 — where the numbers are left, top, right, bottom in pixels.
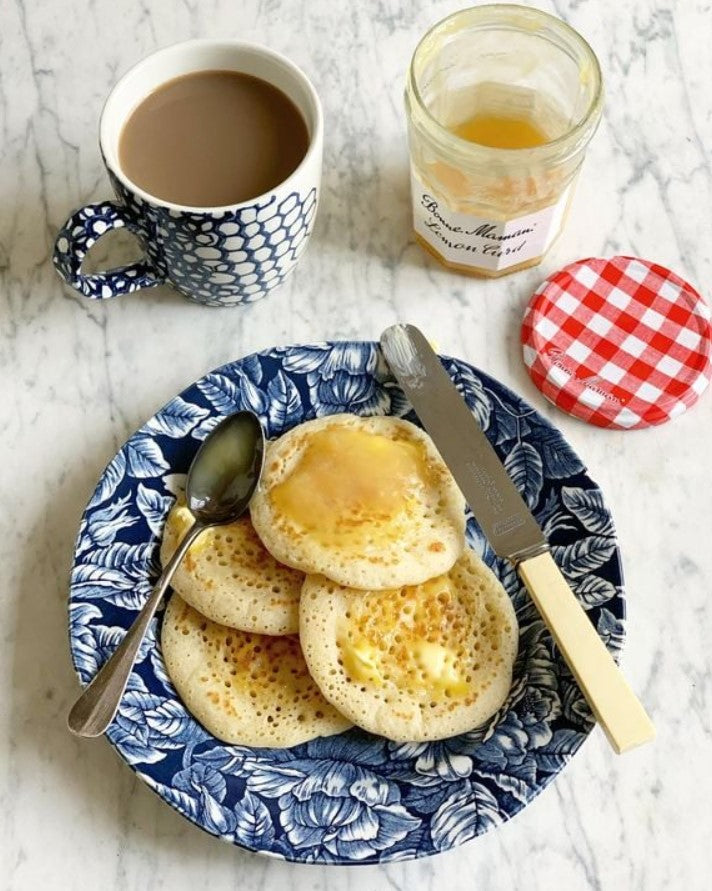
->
68, 342, 625, 863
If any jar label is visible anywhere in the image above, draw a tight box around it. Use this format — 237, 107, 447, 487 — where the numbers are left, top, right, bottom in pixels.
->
410, 171, 572, 272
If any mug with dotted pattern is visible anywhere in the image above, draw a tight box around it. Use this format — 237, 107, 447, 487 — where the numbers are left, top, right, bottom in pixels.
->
53, 40, 322, 307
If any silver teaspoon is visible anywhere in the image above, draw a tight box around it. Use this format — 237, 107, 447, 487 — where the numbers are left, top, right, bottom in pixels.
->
67, 410, 265, 738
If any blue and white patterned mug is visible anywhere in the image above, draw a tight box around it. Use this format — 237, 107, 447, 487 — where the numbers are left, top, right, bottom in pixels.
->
53, 40, 322, 307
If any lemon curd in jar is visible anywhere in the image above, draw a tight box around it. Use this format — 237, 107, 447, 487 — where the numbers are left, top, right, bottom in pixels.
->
452, 112, 550, 150
405, 5, 603, 277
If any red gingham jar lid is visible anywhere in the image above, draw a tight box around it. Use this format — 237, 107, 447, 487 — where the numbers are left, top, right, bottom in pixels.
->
521, 256, 712, 429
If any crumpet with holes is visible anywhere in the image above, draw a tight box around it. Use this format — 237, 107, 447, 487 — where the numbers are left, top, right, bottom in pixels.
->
160, 499, 303, 635
249, 414, 466, 589
161, 594, 351, 747
299, 548, 518, 742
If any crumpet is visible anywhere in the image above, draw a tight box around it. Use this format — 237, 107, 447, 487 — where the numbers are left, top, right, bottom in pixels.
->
299, 548, 518, 742
161, 500, 303, 635
249, 414, 466, 589
161, 594, 351, 747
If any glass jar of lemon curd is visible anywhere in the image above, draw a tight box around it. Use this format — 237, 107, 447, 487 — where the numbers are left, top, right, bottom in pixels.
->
405, 5, 603, 277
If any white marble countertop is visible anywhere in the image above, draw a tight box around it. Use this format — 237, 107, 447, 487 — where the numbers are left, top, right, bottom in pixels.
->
2, 0, 711, 888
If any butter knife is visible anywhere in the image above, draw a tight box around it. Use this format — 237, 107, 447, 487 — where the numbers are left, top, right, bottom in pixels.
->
380, 323, 654, 754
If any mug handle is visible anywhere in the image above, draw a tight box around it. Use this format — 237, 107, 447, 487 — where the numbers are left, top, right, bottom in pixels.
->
53, 201, 165, 299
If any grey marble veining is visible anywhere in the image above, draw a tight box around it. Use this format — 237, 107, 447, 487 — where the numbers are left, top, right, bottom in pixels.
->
1, 0, 711, 888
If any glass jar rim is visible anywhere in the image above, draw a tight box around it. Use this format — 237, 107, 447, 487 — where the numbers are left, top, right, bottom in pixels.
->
407, 4, 604, 164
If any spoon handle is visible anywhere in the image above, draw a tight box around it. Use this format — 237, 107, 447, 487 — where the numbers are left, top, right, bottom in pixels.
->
67, 520, 207, 737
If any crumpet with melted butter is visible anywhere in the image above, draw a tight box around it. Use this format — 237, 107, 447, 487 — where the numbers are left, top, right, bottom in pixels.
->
299, 548, 518, 742
161, 594, 351, 747
249, 414, 466, 589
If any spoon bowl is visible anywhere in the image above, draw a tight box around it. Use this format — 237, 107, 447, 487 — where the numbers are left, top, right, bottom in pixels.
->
187, 410, 265, 523
67, 410, 265, 738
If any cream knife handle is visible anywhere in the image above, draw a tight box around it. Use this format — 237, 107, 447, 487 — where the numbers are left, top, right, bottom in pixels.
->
518, 551, 655, 754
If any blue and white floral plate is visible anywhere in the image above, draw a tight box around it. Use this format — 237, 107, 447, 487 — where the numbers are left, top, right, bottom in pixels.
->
69, 341, 625, 864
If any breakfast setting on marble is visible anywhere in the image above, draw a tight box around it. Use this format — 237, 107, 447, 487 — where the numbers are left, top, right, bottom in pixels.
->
4, 0, 712, 886
55, 1, 709, 864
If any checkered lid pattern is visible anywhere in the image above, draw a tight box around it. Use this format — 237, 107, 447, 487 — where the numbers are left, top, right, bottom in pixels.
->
521, 256, 712, 429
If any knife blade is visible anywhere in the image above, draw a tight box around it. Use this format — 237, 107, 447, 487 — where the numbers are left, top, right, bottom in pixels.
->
380, 323, 655, 754
381, 324, 547, 565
